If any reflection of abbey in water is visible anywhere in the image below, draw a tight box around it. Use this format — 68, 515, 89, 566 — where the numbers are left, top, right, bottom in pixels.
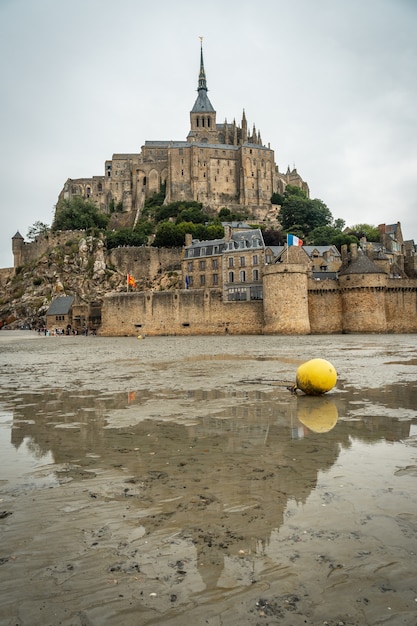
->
9, 384, 416, 590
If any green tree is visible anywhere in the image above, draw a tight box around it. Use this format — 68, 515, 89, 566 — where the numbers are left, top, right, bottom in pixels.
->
27, 221, 50, 241
152, 222, 185, 247
308, 226, 358, 249
53, 197, 110, 231
105, 229, 149, 250
347, 224, 380, 242
279, 186, 333, 237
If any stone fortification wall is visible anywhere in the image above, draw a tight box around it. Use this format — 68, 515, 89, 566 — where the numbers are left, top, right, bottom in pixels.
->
384, 280, 417, 332
100, 274, 417, 337
100, 289, 263, 336
14, 231, 88, 268
107, 247, 182, 289
307, 280, 343, 333
339, 273, 388, 333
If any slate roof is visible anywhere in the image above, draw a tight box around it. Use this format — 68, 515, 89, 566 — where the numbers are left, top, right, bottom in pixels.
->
339, 250, 387, 275
46, 296, 75, 316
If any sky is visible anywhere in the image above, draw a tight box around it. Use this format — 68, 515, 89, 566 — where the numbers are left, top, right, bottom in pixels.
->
1, 0, 416, 268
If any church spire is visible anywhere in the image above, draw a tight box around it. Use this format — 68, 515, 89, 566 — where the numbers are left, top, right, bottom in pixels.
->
198, 36, 207, 91
188, 38, 217, 143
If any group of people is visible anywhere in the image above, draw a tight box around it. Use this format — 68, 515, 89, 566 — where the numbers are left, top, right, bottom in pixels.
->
37, 325, 96, 336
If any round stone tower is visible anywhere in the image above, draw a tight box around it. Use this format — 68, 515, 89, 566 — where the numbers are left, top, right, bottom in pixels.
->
262, 246, 311, 334
339, 245, 388, 333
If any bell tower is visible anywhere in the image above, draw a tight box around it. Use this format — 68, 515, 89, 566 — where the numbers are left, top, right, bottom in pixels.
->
187, 38, 218, 144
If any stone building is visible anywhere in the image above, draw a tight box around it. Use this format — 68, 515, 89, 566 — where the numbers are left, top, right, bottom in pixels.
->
57, 42, 308, 220
182, 224, 342, 301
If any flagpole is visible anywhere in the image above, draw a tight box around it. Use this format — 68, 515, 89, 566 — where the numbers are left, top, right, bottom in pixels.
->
127, 274, 129, 293
286, 234, 289, 263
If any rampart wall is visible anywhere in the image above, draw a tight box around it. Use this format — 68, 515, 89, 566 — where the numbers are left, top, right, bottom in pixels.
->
100, 289, 264, 336
307, 280, 343, 333
100, 278, 417, 337
385, 279, 417, 332
14, 231, 89, 268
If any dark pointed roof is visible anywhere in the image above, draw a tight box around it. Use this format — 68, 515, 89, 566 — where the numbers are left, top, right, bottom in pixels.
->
12, 231, 24, 239
191, 40, 215, 113
46, 296, 75, 316
339, 249, 387, 275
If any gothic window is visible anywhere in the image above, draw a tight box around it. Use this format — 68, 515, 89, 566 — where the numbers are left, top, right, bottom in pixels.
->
207, 118, 211, 127
181, 170, 184, 176
202, 118, 205, 127
86, 187, 91, 197
97, 182, 102, 192
143, 176, 147, 185
196, 117, 199, 127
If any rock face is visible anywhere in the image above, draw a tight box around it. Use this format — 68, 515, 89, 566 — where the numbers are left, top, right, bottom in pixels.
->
0, 233, 182, 330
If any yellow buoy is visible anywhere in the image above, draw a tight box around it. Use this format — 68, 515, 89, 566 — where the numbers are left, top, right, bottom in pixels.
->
295, 358, 337, 396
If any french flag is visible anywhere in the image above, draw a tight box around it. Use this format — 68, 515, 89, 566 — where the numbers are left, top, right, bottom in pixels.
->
287, 234, 303, 247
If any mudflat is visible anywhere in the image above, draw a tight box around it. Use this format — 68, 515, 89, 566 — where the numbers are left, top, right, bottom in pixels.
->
0, 332, 416, 625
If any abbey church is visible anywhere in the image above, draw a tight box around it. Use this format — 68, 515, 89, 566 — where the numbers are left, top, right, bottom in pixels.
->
58, 43, 308, 219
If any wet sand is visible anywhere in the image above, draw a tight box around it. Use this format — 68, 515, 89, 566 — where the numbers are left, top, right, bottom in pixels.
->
0, 332, 416, 625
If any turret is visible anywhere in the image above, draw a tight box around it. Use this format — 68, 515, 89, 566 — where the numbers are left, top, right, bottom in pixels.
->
263, 246, 311, 334
12, 231, 24, 269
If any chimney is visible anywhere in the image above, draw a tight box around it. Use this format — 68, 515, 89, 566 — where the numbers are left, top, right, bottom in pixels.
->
224, 224, 232, 241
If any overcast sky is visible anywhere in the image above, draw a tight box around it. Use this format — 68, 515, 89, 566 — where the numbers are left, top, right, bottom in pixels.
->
1, 0, 416, 268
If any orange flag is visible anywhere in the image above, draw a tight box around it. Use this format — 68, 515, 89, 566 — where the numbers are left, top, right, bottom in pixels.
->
127, 274, 136, 288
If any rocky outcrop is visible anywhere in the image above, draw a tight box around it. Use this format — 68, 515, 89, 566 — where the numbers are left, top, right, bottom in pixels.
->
0, 233, 182, 330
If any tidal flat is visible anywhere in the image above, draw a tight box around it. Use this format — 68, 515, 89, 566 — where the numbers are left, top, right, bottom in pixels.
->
0, 331, 416, 625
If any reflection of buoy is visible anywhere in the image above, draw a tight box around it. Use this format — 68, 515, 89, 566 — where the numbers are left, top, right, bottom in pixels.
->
295, 358, 337, 395
297, 397, 338, 433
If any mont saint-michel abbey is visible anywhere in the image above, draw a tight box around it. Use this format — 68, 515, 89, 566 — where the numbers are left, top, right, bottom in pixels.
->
59, 43, 308, 217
